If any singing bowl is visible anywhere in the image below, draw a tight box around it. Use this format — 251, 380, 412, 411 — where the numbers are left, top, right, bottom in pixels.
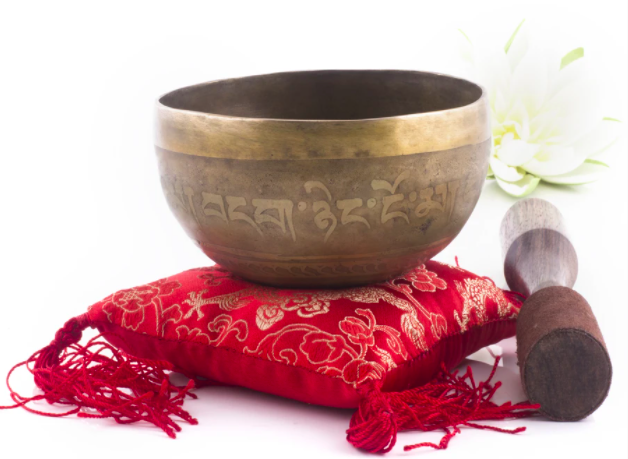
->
155, 70, 490, 287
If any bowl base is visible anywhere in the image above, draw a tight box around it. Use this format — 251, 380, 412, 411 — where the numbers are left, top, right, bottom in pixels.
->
201, 238, 451, 288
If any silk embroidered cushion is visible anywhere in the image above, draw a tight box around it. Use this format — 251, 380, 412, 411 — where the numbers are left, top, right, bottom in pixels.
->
89, 261, 520, 408
4, 260, 537, 453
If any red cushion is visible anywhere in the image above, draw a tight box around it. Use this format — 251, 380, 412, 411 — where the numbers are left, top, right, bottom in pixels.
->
3, 260, 537, 453
88, 260, 521, 408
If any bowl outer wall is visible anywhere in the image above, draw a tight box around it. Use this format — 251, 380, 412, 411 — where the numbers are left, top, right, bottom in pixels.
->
155, 72, 491, 287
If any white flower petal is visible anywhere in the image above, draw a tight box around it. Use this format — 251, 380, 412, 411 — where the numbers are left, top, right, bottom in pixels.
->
505, 100, 528, 127
555, 112, 602, 147
515, 108, 531, 141
510, 49, 549, 115
570, 118, 622, 159
477, 24, 611, 198
492, 121, 506, 138
529, 110, 559, 142
540, 159, 609, 185
547, 57, 592, 100
544, 77, 601, 144
496, 174, 541, 197
490, 155, 525, 182
502, 132, 515, 143
494, 88, 509, 121
522, 146, 581, 176
497, 139, 539, 166
501, 101, 532, 142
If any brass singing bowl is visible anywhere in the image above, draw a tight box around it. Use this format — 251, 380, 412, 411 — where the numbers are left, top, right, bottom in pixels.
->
155, 70, 490, 287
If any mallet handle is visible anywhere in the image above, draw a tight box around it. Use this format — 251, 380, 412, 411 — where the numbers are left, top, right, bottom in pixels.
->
501, 198, 577, 297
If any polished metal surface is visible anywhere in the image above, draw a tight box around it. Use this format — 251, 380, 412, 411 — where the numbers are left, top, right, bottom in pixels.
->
155, 70, 490, 287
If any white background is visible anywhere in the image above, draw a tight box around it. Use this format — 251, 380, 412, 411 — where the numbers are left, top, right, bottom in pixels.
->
1, 1, 626, 458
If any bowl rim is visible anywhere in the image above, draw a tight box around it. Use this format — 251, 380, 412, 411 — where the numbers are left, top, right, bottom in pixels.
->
156, 69, 486, 123
154, 69, 490, 161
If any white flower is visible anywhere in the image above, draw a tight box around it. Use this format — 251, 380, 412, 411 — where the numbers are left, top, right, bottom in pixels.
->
459, 21, 621, 197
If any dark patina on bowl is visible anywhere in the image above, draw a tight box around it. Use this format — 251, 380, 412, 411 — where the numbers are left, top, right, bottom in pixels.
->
155, 70, 490, 287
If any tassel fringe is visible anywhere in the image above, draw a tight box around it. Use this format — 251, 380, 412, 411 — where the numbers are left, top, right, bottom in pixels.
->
0, 314, 197, 438
2, 314, 537, 450
347, 357, 539, 453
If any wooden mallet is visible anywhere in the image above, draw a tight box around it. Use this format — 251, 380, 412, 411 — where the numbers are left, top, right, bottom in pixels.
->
500, 197, 612, 421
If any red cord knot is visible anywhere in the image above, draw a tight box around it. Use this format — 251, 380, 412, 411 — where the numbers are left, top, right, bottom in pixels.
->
52, 314, 90, 350
348, 357, 540, 454
347, 381, 398, 453
34, 314, 91, 370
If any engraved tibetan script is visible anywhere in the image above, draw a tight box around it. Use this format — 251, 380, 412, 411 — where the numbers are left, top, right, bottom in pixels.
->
161, 172, 461, 243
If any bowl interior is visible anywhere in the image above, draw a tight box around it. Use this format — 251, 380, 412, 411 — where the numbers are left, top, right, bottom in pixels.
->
159, 70, 482, 121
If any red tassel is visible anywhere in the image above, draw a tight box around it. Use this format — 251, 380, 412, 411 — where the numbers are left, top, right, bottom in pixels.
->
347, 357, 540, 453
0, 314, 198, 438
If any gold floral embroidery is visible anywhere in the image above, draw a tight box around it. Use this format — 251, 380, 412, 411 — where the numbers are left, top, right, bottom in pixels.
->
187, 287, 259, 312
245, 307, 408, 387
246, 324, 322, 365
179, 286, 373, 330
102, 278, 181, 334
175, 325, 210, 343
175, 314, 248, 345
341, 359, 386, 386
99, 264, 519, 389
179, 272, 444, 338
402, 264, 447, 292
340, 314, 376, 347
453, 278, 519, 332
384, 270, 448, 343
161, 303, 183, 336
256, 304, 284, 330
207, 314, 248, 345
319, 287, 430, 351
182, 290, 214, 320
300, 329, 353, 364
